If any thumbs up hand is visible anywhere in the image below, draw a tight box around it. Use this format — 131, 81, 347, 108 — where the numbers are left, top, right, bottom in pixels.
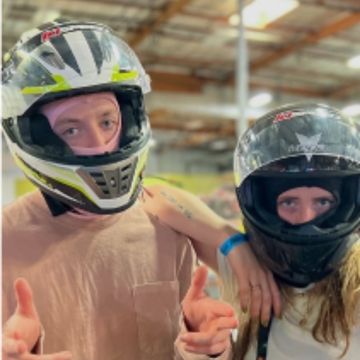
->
2, 278, 72, 360
181, 266, 238, 356
3, 278, 42, 356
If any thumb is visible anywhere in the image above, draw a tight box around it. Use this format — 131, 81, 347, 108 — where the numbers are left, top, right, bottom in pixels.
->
186, 266, 208, 301
14, 278, 38, 318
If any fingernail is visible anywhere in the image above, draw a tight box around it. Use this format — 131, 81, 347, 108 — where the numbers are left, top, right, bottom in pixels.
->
261, 318, 269, 327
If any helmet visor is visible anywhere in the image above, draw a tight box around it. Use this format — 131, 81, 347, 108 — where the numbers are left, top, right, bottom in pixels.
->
2, 22, 150, 119
234, 105, 360, 186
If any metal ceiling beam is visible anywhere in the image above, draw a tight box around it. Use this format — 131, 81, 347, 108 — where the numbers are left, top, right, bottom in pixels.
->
128, 0, 194, 47
249, 81, 325, 98
251, 12, 360, 71
148, 70, 326, 98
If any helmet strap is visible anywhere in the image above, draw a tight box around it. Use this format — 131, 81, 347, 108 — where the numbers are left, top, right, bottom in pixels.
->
41, 191, 72, 216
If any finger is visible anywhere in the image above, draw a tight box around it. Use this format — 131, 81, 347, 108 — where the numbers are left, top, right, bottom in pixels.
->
267, 271, 282, 318
2, 337, 27, 355
208, 301, 236, 318
236, 275, 250, 313
258, 271, 272, 326
20, 351, 72, 360
209, 316, 238, 332
14, 278, 37, 318
185, 266, 208, 301
248, 273, 262, 319
184, 338, 229, 355
181, 328, 230, 346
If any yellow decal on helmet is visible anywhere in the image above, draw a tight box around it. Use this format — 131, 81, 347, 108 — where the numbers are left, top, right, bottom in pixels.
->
111, 64, 138, 82
14, 154, 95, 204
129, 148, 149, 194
21, 74, 71, 95
14, 155, 54, 189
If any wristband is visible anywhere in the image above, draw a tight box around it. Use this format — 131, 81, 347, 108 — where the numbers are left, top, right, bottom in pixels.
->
219, 233, 248, 256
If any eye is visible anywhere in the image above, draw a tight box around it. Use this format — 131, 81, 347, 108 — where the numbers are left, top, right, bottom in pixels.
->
101, 118, 117, 130
62, 127, 79, 137
278, 198, 297, 208
315, 198, 335, 208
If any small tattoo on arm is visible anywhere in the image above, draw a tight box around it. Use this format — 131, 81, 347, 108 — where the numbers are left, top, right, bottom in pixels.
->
160, 190, 193, 219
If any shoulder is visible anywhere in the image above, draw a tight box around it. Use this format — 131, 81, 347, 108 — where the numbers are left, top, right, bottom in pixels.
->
3, 190, 49, 230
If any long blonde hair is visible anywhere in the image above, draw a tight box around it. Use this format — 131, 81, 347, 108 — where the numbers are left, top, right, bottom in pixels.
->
233, 241, 360, 359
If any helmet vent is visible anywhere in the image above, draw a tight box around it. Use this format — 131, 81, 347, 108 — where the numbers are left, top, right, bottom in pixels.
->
86, 159, 137, 198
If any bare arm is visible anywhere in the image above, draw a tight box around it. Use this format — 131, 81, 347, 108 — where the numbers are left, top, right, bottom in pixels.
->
141, 183, 236, 270
141, 183, 282, 322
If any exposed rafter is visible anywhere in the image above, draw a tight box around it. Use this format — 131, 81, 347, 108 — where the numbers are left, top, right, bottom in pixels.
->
148, 71, 205, 93
128, 0, 194, 47
250, 12, 360, 71
327, 81, 360, 99
148, 70, 327, 98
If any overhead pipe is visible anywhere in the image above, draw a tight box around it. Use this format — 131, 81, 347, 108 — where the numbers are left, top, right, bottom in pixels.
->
235, 0, 249, 137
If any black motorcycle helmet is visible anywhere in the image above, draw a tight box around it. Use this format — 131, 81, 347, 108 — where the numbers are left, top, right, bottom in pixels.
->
234, 103, 360, 287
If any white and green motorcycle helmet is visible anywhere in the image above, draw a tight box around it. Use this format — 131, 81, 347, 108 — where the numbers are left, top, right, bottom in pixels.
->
2, 19, 151, 214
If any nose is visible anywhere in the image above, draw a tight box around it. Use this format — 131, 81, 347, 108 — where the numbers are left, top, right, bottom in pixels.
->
297, 205, 317, 224
85, 124, 107, 147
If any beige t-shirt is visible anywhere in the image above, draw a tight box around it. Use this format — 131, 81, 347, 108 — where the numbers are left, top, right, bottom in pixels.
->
2, 190, 195, 360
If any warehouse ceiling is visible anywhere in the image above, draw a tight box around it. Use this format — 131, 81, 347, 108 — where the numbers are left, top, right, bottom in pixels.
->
2, 0, 360, 153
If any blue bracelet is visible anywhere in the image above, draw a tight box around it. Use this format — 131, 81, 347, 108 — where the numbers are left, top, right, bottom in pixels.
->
219, 233, 248, 256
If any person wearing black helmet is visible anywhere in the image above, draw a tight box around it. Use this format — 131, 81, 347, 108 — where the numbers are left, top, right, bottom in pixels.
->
2, 19, 279, 360
231, 102, 360, 359
175, 103, 360, 359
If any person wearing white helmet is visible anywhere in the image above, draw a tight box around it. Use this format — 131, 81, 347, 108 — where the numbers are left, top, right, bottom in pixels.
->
173, 103, 360, 359
2, 19, 280, 360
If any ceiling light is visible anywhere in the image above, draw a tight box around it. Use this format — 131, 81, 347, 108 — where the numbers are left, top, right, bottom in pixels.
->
347, 54, 360, 69
342, 104, 360, 117
229, 14, 240, 26
249, 92, 273, 107
210, 140, 228, 151
148, 138, 157, 148
229, 0, 299, 29
184, 120, 204, 130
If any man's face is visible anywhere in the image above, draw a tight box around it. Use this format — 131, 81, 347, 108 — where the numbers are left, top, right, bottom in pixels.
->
53, 100, 120, 150
41, 92, 121, 155
276, 186, 336, 225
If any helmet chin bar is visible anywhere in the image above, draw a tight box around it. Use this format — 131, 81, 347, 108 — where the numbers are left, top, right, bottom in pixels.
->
243, 216, 358, 288
40, 179, 142, 217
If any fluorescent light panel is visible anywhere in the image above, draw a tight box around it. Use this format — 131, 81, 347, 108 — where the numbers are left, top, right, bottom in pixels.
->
249, 92, 273, 107
342, 104, 360, 117
347, 54, 360, 69
229, 0, 299, 29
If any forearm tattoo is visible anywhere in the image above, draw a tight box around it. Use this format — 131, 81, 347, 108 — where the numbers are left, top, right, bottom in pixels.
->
160, 190, 193, 219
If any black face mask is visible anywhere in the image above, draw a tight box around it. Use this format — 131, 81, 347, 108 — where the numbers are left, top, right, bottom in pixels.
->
238, 175, 360, 287
259, 177, 342, 217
